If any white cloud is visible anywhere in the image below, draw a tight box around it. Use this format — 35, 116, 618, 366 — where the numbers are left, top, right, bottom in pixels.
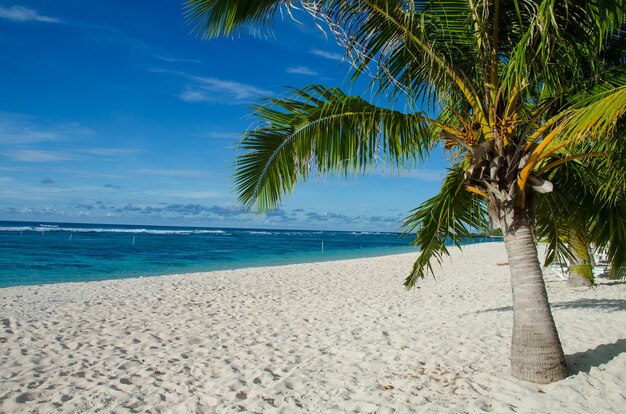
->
1, 146, 138, 164
155, 55, 202, 64
151, 69, 271, 103
310, 49, 343, 61
178, 90, 210, 103
204, 131, 240, 140
0, 113, 139, 164
0, 167, 26, 171
0, 112, 93, 145
82, 147, 139, 156
136, 169, 207, 177
286, 66, 319, 76
180, 76, 272, 103
3, 149, 77, 162
147, 67, 169, 74
18, 206, 65, 216
71, 22, 154, 53
0, 5, 60, 23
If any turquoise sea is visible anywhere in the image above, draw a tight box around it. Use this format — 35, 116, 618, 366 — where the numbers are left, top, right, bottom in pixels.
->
0, 221, 499, 288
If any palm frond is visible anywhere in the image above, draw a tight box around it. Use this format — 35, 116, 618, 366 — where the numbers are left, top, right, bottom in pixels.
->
560, 75, 626, 140
536, 146, 626, 270
502, 0, 626, 106
401, 164, 488, 288
235, 85, 437, 211
184, 0, 291, 39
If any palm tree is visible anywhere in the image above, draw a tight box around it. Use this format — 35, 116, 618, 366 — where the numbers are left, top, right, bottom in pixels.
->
185, 0, 626, 384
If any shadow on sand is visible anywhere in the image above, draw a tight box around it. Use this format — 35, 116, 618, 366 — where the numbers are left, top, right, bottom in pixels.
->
596, 280, 626, 287
476, 298, 626, 314
552, 298, 626, 311
474, 299, 626, 377
566, 339, 626, 375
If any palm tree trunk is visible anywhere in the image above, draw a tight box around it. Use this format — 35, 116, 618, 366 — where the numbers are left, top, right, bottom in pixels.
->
504, 215, 567, 383
567, 229, 594, 287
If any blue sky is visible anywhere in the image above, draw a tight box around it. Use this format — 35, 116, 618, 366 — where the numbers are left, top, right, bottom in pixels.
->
0, 1, 448, 231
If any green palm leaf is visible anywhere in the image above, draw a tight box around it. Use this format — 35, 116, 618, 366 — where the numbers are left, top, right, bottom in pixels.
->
235, 85, 437, 211
561, 84, 626, 140
184, 0, 291, 38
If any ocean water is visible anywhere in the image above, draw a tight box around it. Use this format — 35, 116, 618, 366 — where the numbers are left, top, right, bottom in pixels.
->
0, 221, 498, 288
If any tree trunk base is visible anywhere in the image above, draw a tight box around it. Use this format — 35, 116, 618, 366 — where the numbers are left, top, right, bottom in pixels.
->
511, 360, 568, 384
505, 216, 567, 384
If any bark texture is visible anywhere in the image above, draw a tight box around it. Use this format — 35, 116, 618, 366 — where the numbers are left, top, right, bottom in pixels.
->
567, 230, 594, 287
504, 216, 567, 383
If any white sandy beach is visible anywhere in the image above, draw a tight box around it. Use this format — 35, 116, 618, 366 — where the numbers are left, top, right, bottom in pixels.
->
0, 242, 624, 413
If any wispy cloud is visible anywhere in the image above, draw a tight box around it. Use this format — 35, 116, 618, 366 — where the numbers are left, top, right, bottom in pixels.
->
2, 147, 139, 164
3, 149, 77, 163
294, 209, 402, 228
310, 49, 343, 61
146, 67, 170, 74
0, 112, 93, 145
0, 5, 61, 23
156, 55, 202, 64
180, 76, 272, 103
74, 22, 153, 53
286, 66, 319, 76
204, 131, 240, 140
136, 169, 207, 177
82, 147, 139, 156
368, 215, 401, 224
17, 207, 66, 216
305, 211, 357, 224
0, 112, 142, 165
178, 90, 210, 103
78, 202, 247, 219
150, 69, 271, 104
1, 198, 402, 230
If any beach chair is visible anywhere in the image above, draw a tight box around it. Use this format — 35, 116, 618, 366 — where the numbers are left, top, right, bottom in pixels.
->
550, 263, 569, 280
590, 247, 610, 278
612, 266, 626, 281
593, 247, 609, 264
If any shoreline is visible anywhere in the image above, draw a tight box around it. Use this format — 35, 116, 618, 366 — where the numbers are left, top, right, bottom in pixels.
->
1, 242, 624, 413
1, 219, 501, 289
0, 237, 501, 290
0, 244, 418, 291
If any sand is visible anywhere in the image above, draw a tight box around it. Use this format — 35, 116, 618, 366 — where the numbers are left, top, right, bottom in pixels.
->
0, 242, 624, 413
